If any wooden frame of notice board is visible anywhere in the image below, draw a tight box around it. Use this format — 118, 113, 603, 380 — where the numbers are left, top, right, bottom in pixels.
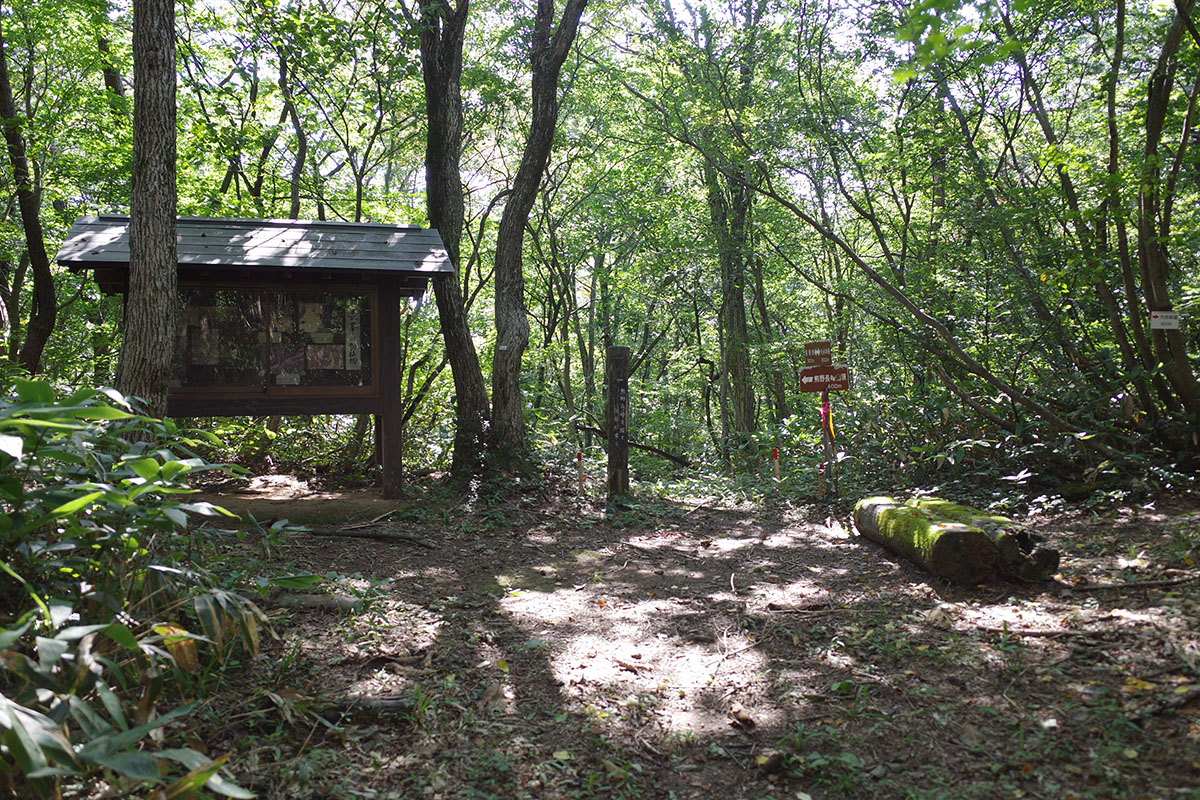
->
56, 216, 454, 498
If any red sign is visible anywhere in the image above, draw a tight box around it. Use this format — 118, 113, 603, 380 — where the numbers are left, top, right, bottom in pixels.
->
804, 340, 832, 367
800, 364, 849, 392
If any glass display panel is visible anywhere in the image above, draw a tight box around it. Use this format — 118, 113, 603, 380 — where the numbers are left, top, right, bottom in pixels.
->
172, 287, 372, 391
269, 291, 371, 387
173, 289, 266, 388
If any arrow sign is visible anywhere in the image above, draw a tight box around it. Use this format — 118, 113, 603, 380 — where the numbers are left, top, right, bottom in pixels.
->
1149, 310, 1180, 330
800, 364, 849, 392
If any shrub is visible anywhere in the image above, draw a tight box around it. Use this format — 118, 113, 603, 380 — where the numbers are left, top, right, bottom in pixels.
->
0, 378, 256, 799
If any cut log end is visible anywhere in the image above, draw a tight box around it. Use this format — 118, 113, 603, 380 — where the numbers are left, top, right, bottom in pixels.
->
921, 522, 998, 585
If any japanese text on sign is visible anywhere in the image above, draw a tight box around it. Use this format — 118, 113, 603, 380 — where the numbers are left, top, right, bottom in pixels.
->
800, 365, 850, 392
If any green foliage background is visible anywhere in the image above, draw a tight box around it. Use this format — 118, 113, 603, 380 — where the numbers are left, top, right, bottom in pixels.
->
0, 0, 1197, 497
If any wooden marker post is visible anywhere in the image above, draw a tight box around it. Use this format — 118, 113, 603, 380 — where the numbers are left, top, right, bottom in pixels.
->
800, 340, 847, 498
577, 451, 584, 494
378, 279, 404, 498
773, 447, 780, 483
821, 388, 837, 496
606, 345, 631, 497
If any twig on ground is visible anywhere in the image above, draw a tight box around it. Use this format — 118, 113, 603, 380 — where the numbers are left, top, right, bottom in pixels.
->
1067, 573, 1199, 591
340, 510, 398, 530
613, 657, 647, 674
316, 694, 417, 720
305, 526, 437, 549
970, 625, 1100, 639
709, 642, 759, 678
1132, 685, 1200, 720
764, 603, 839, 616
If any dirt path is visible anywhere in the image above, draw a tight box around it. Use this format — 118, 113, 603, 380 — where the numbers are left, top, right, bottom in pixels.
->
196, 479, 1200, 800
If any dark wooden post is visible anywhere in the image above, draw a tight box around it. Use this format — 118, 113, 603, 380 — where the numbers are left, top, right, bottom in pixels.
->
606, 345, 630, 497
378, 279, 403, 498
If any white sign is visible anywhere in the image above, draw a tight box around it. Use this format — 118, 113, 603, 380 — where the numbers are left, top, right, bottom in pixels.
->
1149, 311, 1181, 330
346, 308, 362, 371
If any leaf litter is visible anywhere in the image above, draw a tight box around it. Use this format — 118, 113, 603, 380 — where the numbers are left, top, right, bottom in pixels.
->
193, 479, 1200, 800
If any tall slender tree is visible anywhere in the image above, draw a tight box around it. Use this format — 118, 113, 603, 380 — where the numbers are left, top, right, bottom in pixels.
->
404, 0, 492, 478
0, 12, 55, 374
116, 0, 177, 415
491, 0, 588, 470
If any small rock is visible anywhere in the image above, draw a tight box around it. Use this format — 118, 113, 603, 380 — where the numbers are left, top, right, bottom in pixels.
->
756, 750, 785, 773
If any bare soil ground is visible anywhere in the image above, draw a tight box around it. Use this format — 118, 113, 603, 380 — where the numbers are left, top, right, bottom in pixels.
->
192, 476, 1200, 800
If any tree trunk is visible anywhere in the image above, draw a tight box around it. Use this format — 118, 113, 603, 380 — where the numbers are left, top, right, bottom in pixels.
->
2, 252, 27, 361
750, 255, 787, 423
408, 0, 491, 479
97, 36, 128, 118
1136, 2, 1200, 423
490, 0, 588, 472
0, 22, 55, 375
703, 159, 755, 452
116, 0, 177, 416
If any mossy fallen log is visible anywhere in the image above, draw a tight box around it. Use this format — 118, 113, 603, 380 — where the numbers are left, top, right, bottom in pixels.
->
853, 497, 1060, 584
904, 498, 1060, 582
853, 497, 998, 584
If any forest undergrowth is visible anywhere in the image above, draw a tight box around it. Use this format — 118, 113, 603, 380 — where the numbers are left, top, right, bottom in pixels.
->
178, 470, 1200, 800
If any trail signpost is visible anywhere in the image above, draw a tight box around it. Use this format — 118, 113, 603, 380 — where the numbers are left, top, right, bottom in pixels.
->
801, 341, 849, 496
606, 345, 631, 498
799, 365, 850, 392
803, 340, 832, 366
1149, 310, 1181, 330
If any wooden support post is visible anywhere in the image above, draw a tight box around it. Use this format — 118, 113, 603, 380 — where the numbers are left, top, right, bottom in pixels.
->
821, 389, 836, 496
378, 280, 403, 498
606, 345, 630, 497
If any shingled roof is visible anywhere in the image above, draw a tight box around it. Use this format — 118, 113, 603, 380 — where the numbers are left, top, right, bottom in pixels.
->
56, 215, 453, 293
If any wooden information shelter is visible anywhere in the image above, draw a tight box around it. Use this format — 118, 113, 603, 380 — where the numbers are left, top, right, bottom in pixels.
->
56, 215, 454, 498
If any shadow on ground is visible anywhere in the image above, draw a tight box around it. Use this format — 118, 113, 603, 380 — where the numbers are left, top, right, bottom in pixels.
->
194, 477, 1200, 800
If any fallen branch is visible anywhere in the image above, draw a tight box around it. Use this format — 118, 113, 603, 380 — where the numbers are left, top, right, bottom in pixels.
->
1067, 573, 1200, 592
304, 526, 437, 549
314, 694, 416, 721
268, 593, 359, 611
764, 602, 839, 615
970, 625, 1099, 639
340, 510, 397, 531
1133, 685, 1200, 720
578, 424, 692, 467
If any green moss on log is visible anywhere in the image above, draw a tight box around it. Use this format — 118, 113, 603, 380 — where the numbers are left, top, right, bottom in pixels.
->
905, 498, 1059, 581
853, 496, 1061, 584
854, 496, 997, 584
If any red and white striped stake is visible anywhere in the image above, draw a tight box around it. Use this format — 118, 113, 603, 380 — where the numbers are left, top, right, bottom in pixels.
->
577, 451, 584, 494
773, 447, 780, 482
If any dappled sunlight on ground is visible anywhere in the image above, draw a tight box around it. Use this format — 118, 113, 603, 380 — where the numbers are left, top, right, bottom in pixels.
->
196, 483, 1200, 799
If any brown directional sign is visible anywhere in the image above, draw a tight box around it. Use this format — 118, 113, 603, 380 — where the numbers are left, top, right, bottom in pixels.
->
804, 340, 832, 367
800, 364, 849, 392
